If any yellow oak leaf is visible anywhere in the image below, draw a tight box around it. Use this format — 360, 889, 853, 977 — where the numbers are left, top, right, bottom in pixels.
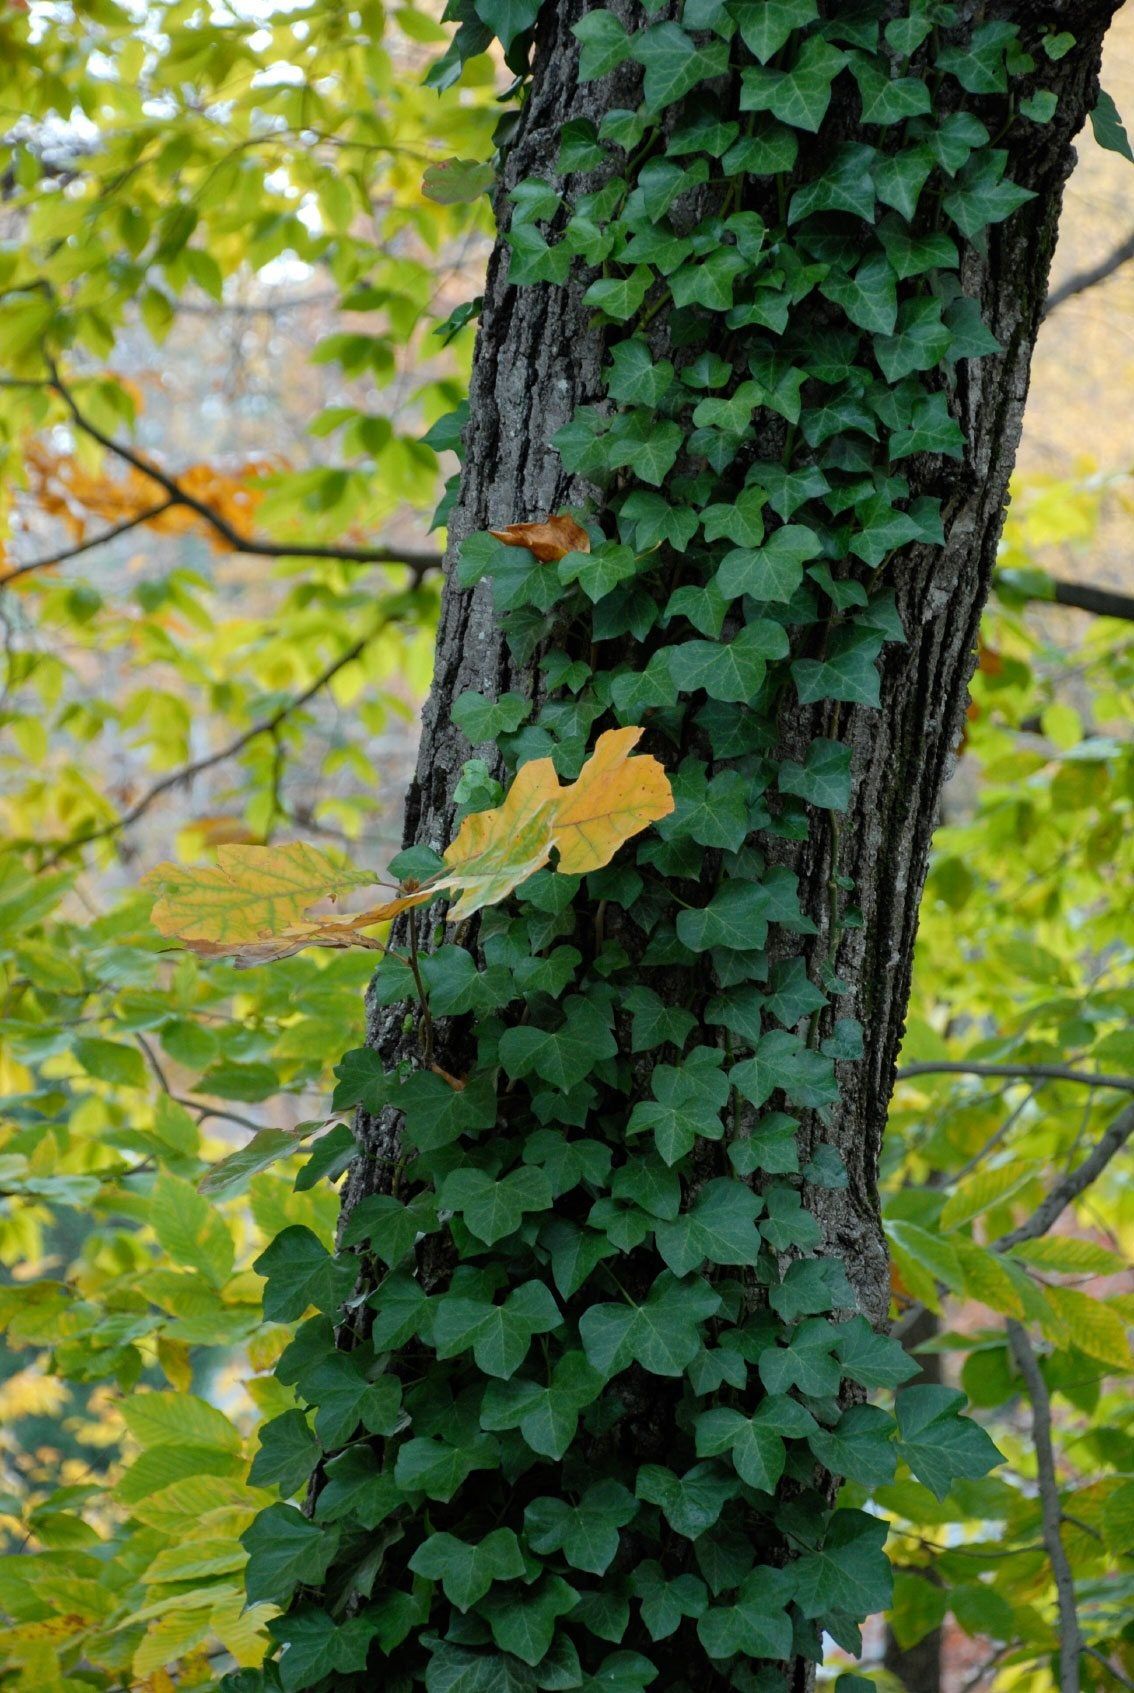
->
547, 725, 677, 873
434, 726, 673, 921
489, 513, 590, 562
144, 841, 383, 945
144, 730, 672, 954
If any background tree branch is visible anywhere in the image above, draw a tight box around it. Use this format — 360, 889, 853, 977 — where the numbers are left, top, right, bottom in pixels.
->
41, 360, 445, 578
1006, 1319, 1083, 1693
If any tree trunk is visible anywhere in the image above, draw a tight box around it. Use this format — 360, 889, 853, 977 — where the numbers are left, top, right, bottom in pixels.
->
330, 5, 1118, 1690
883, 1308, 945, 1693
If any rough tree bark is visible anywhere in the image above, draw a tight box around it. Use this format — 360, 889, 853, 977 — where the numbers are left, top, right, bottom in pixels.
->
336, 3, 1119, 1687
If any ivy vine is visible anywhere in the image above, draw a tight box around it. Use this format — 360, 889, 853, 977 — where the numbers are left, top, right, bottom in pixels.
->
231, 4, 1063, 1689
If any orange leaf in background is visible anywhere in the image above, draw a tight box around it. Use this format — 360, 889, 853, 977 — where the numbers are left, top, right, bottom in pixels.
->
21, 441, 277, 552
185, 815, 259, 848
976, 640, 1003, 677
889, 1261, 912, 1305
489, 514, 590, 562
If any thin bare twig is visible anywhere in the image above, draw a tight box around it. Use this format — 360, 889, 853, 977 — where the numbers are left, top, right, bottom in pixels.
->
1046, 229, 1134, 313
992, 1100, 1134, 1252
1084, 1645, 1134, 1691
896, 1060, 1134, 1095
135, 1033, 172, 1095
1049, 578, 1134, 623
38, 622, 381, 866
1, 502, 177, 586
1006, 1319, 1082, 1693
178, 1098, 265, 1134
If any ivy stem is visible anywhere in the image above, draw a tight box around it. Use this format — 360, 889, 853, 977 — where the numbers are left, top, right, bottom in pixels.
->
406, 907, 434, 1066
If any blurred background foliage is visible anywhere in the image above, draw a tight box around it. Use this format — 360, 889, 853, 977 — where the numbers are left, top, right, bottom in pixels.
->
0, 2, 1130, 1691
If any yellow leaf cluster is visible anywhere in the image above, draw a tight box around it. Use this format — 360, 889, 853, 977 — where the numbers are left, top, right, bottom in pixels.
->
145, 729, 673, 957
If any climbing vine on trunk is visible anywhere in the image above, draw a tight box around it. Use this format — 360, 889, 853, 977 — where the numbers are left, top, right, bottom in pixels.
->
214, 4, 1119, 1691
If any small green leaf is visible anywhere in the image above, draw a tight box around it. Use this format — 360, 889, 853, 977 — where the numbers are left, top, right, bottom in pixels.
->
394, 1434, 498, 1501
630, 24, 730, 113
716, 524, 821, 602
740, 37, 847, 132
580, 1272, 721, 1378
249, 1410, 321, 1498
452, 690, 531, 741
242, 1504, 339, 1605
1091, 88, 1134, 163
792, 626, 885, 708
758, 1317, 842, 1395
697, 1565, 795, 1659
480, 1349, 605, 1458
667, 621, 789, 702
794, 1508, 893, 1621
729, 0, 817, 64
422, 158, 496, 204
439, 1165, 554, 1246
573, 9, 633, 79
433, 1278, 562, 1378
809, 1403, 898, 1488
525, 1479, 638, 1574
301, 1352, 402, 1447
695, 1406, 786, 1491
479, 1574, 580, 1665
636, 1461, 739, 1538
473, 0, 540, 50
895, 1385, 1004, 1499
410, 1528, 526, 1610
254, 1226, 356, 1322
655, 1179, 764, 1276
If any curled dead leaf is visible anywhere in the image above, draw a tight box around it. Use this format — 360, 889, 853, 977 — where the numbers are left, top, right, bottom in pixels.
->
489, 514, 591, 562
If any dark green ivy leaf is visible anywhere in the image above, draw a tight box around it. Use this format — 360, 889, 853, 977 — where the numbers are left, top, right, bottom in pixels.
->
248, 1410, 320, 1498
439, 1165, 554, 1246
473, 0, 540, 50
729, 0, 817, 64
254, 1226, 356, 1323
635, 1460, 739, 1538
793, 1508, 893, 1621
696, 1565, 795, 1659
580, 1272, 721, 1378
895, 1385, 1004, 1499
655, 1178, 764, 1276
525, 1479, 639, 1575
630, 24, 730, 114
410, 1528, 525, 1610
242, 1504, 339, 1606
792, 625, 885, 707
778, 739, 852, 810
740, 37, 847, 132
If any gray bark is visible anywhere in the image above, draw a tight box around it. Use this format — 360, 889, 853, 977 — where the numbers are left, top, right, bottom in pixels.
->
338, 3, 1120, 1686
